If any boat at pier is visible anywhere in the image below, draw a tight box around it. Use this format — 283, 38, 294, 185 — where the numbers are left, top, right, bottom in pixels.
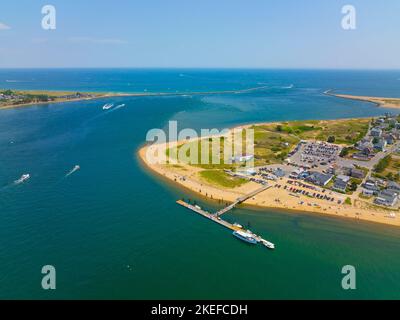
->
233, 230, 257, 244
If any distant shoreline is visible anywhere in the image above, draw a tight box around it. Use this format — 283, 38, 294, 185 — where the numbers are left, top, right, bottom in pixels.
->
0, 86, 269, 111
3, 87, 400, 111
324, 90, 400, 109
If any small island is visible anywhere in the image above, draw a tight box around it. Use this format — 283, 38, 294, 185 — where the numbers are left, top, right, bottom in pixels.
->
140, 115, 400, 227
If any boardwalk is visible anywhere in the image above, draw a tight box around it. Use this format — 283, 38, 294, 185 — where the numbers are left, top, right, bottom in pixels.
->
215, 185, 271, 217
176, 200, 241, 231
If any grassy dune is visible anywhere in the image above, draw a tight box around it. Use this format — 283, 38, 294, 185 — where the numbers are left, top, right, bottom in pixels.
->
167, 118, 370, 175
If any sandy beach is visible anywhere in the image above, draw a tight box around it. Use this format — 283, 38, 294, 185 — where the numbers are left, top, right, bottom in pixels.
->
138, 129, 400, 228
325, 91, 400, 109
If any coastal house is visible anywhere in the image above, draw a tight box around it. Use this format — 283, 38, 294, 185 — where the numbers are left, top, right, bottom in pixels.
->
363, 146, 374, 154
374, 189, 399, 207
355, 138, 373, 151
374, 139, 387, 152
352, 153, 370, 161
305, 172, 333, 187
353, 144, 374, 159
364, 180, 379, 192
333, 175, 350, 193
387, 181, 400, 192
371, 128, 383, 137
326, 166, 336, 175
377, 118, 385, 124
350, 168, 365, 179
384, 134, 395, 145
362, 188, 374, 197
378, 123, 390, 130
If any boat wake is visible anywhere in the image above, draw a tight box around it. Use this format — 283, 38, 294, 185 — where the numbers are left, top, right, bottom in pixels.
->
103, 103, 126, 115
65, 165, 80, 177
14, 174, 30, 185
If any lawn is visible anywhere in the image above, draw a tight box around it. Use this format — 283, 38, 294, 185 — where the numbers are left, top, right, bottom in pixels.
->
168, 119, 370, 169
199, 170, 248, 188
301, 119, 370, 145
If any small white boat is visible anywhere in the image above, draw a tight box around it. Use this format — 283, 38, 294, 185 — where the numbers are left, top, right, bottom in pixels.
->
102, 103, 114, 110
66, 165, 80, 177
262, 240, 275, 250
14, 174, 30, 184
233, 223, 243, 229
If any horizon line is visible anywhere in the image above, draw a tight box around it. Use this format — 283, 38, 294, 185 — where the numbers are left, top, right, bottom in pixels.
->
0, 67, 400, 71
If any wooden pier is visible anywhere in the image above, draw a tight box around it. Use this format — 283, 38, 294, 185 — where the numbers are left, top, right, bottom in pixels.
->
176, 185, 275, 249
215, 185, 271, 217
176, 200, 241, 231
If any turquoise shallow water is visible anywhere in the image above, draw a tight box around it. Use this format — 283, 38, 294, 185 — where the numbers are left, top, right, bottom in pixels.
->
0, 69, 400, 299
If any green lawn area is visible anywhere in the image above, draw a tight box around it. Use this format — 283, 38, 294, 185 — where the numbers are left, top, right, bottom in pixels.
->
166, 118, 370, 169
373, 155, 400, 181
262, 119, 369, 145
199, 170, 248, 188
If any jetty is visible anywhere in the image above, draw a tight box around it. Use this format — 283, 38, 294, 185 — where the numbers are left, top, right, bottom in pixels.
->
176, 185, 275, 249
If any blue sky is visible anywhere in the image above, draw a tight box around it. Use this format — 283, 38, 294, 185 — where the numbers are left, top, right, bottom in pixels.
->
0, 0, 399, 68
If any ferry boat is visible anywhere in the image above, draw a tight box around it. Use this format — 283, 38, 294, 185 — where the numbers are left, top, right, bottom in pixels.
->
102, 103, 114, 110
232, 230, 257, 244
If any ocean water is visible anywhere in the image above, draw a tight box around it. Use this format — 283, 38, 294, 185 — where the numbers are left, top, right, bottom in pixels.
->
0, 69, 400, 299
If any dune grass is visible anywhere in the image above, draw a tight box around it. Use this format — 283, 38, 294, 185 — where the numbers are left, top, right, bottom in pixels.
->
199, 170, 248, 188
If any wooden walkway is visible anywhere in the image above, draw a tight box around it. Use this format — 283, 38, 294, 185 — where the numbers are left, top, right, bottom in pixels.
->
215, 185, 271, 217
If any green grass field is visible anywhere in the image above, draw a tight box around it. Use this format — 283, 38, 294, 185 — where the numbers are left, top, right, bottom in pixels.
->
166, 118, 370, 188
199, 170, 248, 188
